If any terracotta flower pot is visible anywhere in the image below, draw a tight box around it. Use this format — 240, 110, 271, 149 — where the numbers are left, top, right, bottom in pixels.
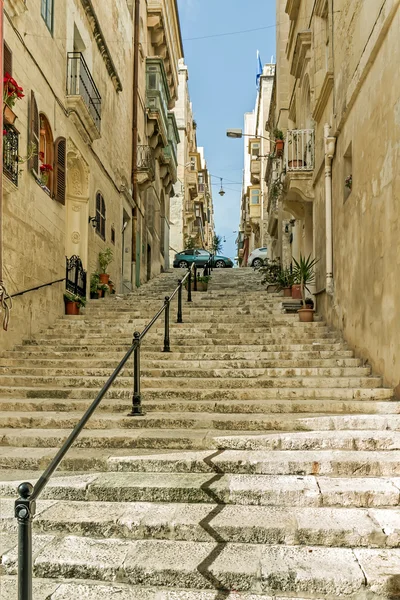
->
283, 287, 292, 297
65, 301, 80, 315
3, 104, 17, 125
99, 273, 109, 284
275, 139, 284, 157
291, 284, 302, 299
298, 308, 314, 322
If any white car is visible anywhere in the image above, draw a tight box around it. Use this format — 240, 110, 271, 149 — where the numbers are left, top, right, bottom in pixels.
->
247, 247, 268, 267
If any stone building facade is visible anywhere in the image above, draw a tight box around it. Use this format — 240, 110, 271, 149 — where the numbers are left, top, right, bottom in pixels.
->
238, 64, 275, 266
268, 0, 400, 388
170, 60, 215, 263
0, 0, 183, 349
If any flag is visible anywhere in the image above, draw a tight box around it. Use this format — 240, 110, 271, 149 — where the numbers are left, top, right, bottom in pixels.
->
256, 50, 263, 87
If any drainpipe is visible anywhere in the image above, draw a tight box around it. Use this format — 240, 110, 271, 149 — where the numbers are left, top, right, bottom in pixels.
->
132, 0, 140, 288
324, 123, 337, 296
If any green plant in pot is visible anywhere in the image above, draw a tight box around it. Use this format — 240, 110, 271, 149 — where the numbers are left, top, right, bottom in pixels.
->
90, 272, 100, 299
276, 268, 294, 297
292, 254, 318, 322
64, 291, 86, 315
98, 248, 113, 284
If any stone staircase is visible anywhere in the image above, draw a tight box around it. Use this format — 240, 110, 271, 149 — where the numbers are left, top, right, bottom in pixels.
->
1, 268, 400, 599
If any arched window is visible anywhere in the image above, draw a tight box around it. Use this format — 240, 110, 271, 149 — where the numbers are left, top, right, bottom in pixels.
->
39, 113, 54, 192
96, 192, 106, 240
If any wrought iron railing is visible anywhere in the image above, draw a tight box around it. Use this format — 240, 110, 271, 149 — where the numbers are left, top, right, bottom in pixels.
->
66, 255, 87, 297
285, 129, 314, 171
67, 52, 101, 132
137, 145, 155, 180
14, 265, 199, 600
3, 124, 19, 186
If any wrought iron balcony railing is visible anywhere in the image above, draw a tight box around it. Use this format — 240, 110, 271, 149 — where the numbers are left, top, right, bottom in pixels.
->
67, 52, 101, 132
3, 124, 19, 186
137, 145, 155, 180
285, 129, 314, 171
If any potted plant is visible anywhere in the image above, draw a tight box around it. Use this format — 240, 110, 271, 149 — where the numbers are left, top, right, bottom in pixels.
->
98, 247, 113, 284
3, 72, 24, 125
276, 268, 294, 297
292, 254, 318, 322
90, 272, 100, 299
274, 128, 284, 157
64, 291, 86, 315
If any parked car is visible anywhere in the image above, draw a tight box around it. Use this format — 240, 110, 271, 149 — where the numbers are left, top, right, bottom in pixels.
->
173, 249, 234, 269
247, 247, 268, 267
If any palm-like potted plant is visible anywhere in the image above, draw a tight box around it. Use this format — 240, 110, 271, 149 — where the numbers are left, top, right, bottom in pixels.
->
98, 247, 113, 284
64, 291, 86, 315
292, 254, 318, 322
276, 267, 294, 297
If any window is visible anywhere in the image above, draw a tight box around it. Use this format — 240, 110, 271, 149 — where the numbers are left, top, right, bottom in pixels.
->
111, 226, 116, 245
250, 188, 261, 204
96, 193, 106, 239
41, 0, 54, 33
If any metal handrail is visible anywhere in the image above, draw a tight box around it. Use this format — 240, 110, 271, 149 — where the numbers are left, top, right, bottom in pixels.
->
14, 264, 195, 600
11, 279, 66, 299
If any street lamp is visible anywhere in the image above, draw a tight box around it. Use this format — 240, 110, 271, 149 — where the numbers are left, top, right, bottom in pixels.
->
226, 129, 275, 144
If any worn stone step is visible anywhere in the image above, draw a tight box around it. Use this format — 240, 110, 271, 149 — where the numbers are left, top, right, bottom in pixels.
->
2, 471, 400, 508
2, 498, 399, 548
0, 366, 372, 379
0, 578, 318, 600
0, 375, 383, 390
0, 397, 396, 417
3, 535, 400, 596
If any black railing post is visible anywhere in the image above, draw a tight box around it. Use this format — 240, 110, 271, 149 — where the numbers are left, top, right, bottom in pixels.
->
193, 263, 198, 291
187, 268, 192, 302
129, 332, 144, 416
163, 296, 171, 352
15, 482, 35, 600
177, 279, 183, 323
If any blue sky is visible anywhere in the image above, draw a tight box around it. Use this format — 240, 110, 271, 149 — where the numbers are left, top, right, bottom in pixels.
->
177, 0, 276, 259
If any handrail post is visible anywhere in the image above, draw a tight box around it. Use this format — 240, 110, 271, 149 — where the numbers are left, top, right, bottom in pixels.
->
163, 296, 171, 352
129, 331, 144, 416
177, 279, 183, 323
193, 263, 197, 291
15, 482, 35, 600
187, 267, 192, 302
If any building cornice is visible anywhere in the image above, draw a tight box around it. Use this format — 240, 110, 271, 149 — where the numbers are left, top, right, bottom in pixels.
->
80, 0, 123, 92
312, 71, 333, 122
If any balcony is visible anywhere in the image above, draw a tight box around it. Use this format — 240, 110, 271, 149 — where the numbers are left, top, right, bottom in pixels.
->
285, 129, 314, 171
66, 52, 101, 142
250, 159, 261, 185
3, 124, 19, 189
284, 129, 315, 205
137, 145, 155, 186
146, 58, 170, 147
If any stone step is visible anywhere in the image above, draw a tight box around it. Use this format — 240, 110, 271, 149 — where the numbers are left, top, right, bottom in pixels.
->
1, 471, 400, 508
1, 577, 320, 600
0, 366, 372, 378
0, 349, 356, 363
3, 535, 400, 595
0, 375, 383, 389
2, 498, 399, 548
0, 357, 364, 369
3, 446, 400, 477
0, 397, 395, 416
6, 342, 352, 356
0, 386, 390, 401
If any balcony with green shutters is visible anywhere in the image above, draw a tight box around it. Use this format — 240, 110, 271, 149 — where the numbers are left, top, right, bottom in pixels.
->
146, 58, 171, 146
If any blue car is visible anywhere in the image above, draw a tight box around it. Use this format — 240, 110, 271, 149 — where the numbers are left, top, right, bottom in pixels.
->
173, 249, 234, 269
